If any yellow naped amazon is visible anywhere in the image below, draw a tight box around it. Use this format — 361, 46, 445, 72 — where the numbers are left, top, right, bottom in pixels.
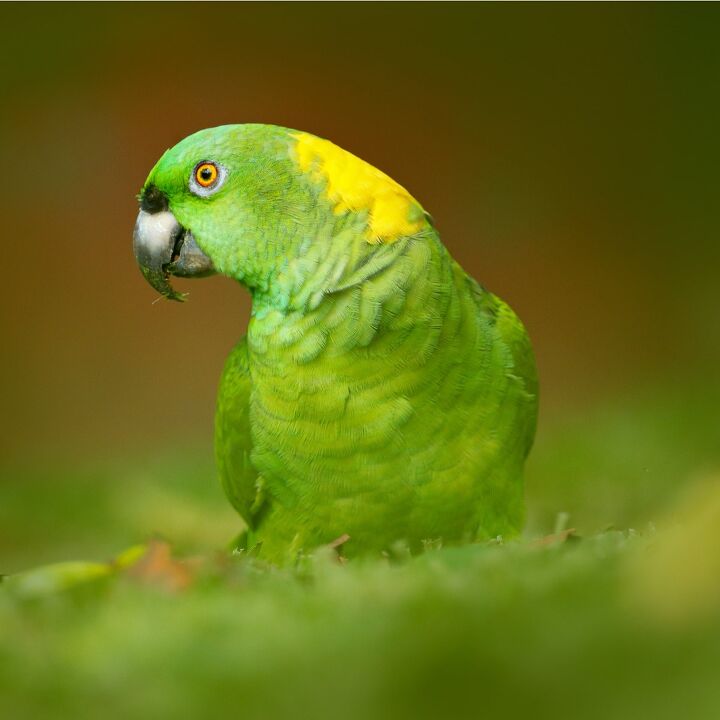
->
133, 124, 538, 562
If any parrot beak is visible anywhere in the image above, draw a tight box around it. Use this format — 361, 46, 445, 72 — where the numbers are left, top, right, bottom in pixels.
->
133, 188, 215, 302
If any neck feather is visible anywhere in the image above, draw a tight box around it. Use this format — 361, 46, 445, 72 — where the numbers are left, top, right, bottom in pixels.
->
247, 222, 454, 367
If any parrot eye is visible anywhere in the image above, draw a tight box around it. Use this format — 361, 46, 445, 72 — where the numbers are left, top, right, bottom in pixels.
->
189, 161, 226, 197
196, 163, 218, 186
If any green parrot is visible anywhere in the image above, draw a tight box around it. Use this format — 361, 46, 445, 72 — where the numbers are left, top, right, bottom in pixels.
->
133, 124, 538, 562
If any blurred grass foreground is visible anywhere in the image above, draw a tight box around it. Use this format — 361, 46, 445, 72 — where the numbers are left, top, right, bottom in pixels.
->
2, 380, 720, 720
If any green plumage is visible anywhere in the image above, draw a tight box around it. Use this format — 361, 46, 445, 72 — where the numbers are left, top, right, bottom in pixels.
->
139, 124, 538, 562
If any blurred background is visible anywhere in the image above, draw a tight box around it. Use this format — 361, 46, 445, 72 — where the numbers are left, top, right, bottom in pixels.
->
3, 6, 720, 720
1, 4, 719, 570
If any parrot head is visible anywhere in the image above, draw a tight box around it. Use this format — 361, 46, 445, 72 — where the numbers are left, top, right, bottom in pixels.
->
133, 124, 308, 301
133, 124, 428, 301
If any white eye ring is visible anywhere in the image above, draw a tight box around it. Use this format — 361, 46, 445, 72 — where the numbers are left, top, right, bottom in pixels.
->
189, 161, 227, 198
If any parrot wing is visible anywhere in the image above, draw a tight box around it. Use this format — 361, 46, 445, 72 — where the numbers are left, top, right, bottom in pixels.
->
470, 279, 539, 458
495, 297, 539, 458
215, 337, 265, 531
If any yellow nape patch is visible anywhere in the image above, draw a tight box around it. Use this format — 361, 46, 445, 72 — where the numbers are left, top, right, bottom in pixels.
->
293, 132, 426, 243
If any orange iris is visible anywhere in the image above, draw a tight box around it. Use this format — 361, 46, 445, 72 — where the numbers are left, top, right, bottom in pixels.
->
195, 162, 218, 187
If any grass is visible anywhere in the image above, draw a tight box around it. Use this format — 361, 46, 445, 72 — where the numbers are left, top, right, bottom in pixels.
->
2, 378, 720, 719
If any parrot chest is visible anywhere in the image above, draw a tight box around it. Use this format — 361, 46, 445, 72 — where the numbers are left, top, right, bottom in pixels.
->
242, 329, 527, 550
246, 343, 417, 490
244, 291, 507, 504
237, 260, 534, 549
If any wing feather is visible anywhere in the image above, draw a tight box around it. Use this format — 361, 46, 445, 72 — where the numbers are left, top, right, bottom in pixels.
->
215, 337, 264, 529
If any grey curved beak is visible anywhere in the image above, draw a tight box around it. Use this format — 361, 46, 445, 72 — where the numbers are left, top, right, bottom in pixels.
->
133, 210, 215, 302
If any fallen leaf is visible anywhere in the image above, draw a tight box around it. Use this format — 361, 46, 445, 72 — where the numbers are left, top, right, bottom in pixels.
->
125, 540, 194, 592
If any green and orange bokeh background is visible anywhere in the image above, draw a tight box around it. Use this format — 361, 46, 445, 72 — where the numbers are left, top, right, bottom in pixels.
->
3, 4, 718, 528
2, 5, 720, 719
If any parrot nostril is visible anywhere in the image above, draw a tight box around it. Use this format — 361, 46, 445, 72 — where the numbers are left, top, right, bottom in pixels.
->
139, 184, 170, 214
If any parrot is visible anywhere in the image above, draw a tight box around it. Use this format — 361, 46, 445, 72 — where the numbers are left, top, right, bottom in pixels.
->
133, 124, 538, 562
